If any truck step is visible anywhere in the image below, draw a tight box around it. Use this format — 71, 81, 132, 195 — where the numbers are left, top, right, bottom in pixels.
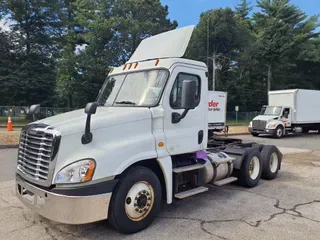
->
173, 164, 205, 173
213, 177, 238, 186
174, 186, 208, 199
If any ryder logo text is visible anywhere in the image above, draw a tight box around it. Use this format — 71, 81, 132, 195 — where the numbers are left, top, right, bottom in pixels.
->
208, 101, 220, 111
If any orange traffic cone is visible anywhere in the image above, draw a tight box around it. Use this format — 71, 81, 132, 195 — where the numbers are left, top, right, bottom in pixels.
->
7, 115, 14, 131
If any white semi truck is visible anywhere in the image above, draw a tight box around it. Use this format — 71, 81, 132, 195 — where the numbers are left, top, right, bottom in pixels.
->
249, 89, 320, 138
16, 26, 282, 234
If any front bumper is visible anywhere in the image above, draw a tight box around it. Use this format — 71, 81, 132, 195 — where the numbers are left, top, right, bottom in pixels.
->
248, 127, 275, 135
16, 176, 116, 224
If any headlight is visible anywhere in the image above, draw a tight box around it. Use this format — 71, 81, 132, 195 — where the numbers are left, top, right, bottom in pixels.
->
249, 121, 252, 127
267, 124, 277, 128
55, 159, 96, 184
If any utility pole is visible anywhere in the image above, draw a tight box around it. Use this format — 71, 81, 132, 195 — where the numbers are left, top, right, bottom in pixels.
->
207, 18, 209, 69
212, 53, 216, 91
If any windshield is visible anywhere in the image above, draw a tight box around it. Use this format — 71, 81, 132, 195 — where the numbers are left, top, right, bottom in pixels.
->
97, 69, 169, 107
263, 106, 282, 116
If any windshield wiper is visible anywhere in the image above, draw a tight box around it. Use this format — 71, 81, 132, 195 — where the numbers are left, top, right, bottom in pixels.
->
114, 101, 136, 105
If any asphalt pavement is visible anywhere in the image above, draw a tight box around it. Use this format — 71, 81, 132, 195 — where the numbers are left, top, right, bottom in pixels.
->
0, 135, 319, 240
238, 132, 320, 150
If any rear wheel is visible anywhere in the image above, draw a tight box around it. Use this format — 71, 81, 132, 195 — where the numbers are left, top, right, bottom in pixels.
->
108, 166, 161, 234
273, 126, 284, 138
238, 150, 262, 188
251, 132, 259, 137
261, 145, 281, 180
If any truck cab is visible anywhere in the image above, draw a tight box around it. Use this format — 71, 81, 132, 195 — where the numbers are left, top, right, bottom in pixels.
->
249, 105, 292, 138
15, 26, 282, 234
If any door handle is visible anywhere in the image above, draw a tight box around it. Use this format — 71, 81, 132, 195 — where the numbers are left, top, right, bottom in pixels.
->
198, 130, 204, 144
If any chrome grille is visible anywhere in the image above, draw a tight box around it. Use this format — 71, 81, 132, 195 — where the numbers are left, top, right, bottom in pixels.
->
252, 120, 267, 130
17, 124, 61, 187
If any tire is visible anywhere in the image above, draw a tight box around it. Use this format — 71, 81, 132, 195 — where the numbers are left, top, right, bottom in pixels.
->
302, 128, 309, 134
251, 132, 259, 137
238, 149, 262, 188
261, 145, 281, 180
273, 125, 284, 138
108, 166, 161, 234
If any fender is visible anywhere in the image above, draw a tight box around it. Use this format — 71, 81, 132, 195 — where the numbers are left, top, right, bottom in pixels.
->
157, 156, 173, 204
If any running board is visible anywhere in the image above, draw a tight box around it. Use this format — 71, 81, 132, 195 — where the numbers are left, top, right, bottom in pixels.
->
173, 164, 205, 173
213, 177, 238, 186
174, 186, 208, 199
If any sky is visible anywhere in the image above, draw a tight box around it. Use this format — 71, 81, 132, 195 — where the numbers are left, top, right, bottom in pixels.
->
160, 0, 320, 27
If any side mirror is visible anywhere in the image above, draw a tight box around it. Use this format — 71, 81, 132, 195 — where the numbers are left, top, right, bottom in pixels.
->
181, 80, 197, 109
172, 80, 197, 124
85, 102, 98, 114
29, 104, 40, 121
82, 102, 98, 144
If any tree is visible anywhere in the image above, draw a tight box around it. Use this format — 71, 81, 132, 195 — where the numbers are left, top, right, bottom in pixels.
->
0, 31, 18, 105
187, 8, 246, 91
0, 0, 64, 105
253, 0, 319, 91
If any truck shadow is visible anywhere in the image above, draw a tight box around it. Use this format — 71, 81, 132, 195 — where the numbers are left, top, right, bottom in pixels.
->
256, 132, 319, 139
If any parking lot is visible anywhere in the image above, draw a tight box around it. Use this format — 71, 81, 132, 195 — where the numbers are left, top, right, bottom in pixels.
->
0, 134, 319, 240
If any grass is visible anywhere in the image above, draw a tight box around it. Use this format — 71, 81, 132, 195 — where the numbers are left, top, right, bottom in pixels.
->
0, 116, 31, 126
226, 120, 250, 126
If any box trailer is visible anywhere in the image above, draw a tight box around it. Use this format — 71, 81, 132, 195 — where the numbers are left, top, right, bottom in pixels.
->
208, 91, 227, 133
249, 89, 320, 138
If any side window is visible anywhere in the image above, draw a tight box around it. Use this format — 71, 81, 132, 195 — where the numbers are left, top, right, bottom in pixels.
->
170, 73, 201, 109
283, 108, 290, 118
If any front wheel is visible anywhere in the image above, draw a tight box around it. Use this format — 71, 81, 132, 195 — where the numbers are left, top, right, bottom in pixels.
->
273, 126, 284, 138
251, 132, 259, 137
238, 150, 262, 188
108, 166, 161, 234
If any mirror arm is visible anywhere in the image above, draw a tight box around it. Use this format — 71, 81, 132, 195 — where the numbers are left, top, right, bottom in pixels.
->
172, 109, 190, 124
82, 114, 93, 144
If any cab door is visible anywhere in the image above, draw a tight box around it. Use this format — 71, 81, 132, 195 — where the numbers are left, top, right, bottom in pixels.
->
282, 107, 292, 128
162, 65, 207, 155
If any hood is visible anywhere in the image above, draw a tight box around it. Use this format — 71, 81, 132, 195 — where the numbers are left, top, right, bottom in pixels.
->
253, 115, 278, 121
36, 107, 152, 136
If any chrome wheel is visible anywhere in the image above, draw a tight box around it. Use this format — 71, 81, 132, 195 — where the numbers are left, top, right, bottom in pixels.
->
125, 181, 154, 221
269, 152, 279, 173
249, 156, 260, 180
276, 128, 283, 138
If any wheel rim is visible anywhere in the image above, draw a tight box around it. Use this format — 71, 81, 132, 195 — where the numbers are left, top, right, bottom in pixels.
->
277, 128, 282, 137
269, 152, 279, 173
125, 181, 154, 221
249, 156, 260, 180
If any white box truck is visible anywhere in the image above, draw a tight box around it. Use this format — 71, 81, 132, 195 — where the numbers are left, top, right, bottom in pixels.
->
208, 91, 227, 134
249, 89, 320, 138
16, 26, 282, 234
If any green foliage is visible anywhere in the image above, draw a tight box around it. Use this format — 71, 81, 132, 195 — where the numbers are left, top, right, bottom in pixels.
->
0, 0, 319, 112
